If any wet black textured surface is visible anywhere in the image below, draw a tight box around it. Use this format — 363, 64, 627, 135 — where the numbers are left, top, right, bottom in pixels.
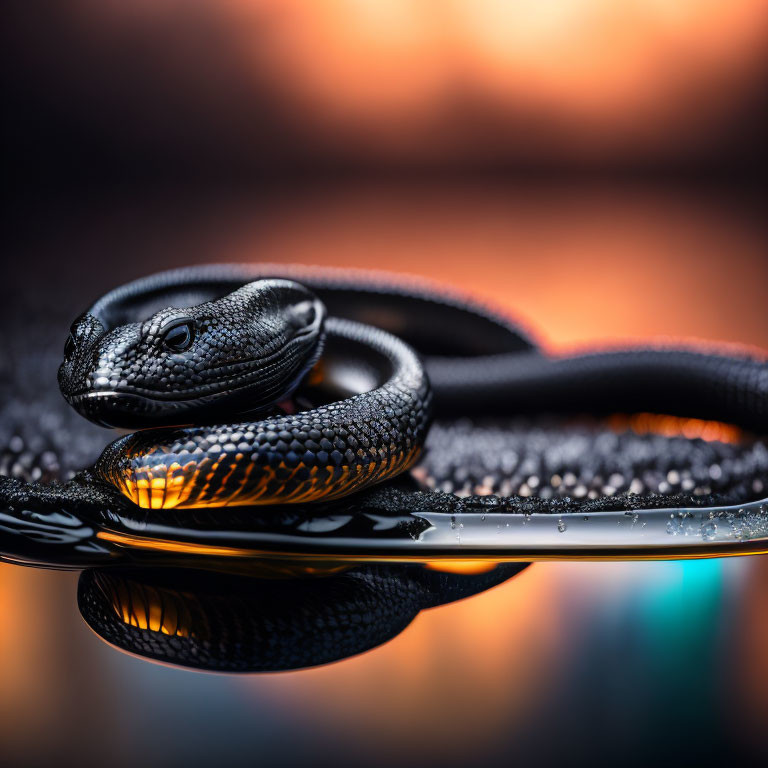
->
419, 419, 767, 508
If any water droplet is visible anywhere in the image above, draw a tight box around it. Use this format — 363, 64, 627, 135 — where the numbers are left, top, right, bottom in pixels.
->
557, 520, 567, 533
701, 521, 717, 541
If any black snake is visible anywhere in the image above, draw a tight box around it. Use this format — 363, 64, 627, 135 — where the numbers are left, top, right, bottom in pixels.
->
46, 264, 768, 514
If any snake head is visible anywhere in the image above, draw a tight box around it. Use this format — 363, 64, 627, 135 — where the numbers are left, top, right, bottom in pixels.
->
59, 279, 326, 428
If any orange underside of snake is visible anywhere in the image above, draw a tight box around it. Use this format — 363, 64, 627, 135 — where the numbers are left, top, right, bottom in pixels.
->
112, 444, 422, 509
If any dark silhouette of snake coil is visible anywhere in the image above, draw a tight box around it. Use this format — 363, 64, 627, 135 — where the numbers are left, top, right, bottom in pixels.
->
77, 563, 529, 672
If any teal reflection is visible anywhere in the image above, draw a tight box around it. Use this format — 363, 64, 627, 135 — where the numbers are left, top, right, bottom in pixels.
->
640, 558, 725, 641
634, 559, 727, 716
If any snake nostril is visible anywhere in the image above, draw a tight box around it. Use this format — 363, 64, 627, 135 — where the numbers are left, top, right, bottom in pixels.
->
288, 300, 318, 332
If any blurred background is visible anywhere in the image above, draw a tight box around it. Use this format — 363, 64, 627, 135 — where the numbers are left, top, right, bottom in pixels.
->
2, 1, 767, 766
5, 0, 768, 182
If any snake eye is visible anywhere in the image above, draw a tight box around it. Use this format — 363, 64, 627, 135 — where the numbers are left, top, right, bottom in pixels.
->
162, 321, 195, 352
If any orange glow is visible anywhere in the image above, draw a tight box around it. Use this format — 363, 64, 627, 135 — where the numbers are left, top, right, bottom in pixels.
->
254, 563, 559, 740
63, 1, 768, 162
96, 530, 267, 558
222, 188, 768, 352
424, 560, 501, 575
241, 3, 765, 109
0, 566, 76, 746
110, 443, 422, 509
229, 0, 768, 157
95, 530, 768, 564
99, 576, 192, 638
734, 556, 768, 737
608, 413, 744, 444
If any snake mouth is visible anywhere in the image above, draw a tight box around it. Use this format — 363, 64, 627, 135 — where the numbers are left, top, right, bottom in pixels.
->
67, 391, 184, 428
66, 360, 313, 428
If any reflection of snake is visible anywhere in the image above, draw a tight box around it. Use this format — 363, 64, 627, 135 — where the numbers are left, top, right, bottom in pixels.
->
54, 265, 766, 514
78, 563, 529, 672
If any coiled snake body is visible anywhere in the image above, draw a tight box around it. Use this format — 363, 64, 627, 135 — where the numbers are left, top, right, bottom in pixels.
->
50, 264, 767, 512
59, 272, 435, 509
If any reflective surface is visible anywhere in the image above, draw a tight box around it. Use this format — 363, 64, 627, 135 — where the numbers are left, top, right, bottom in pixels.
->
2, 556, 768, 766
90, 495, 768, 562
